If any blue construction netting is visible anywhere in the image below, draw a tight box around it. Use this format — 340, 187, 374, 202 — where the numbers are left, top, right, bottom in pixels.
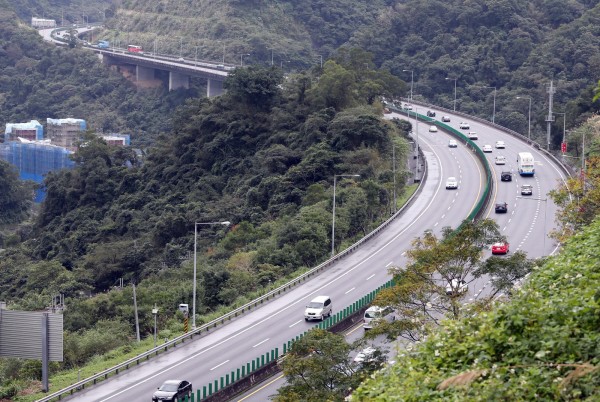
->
0, 142, 75, 202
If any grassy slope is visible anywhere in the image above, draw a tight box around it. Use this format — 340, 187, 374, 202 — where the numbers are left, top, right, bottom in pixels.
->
353, 218, 600, 400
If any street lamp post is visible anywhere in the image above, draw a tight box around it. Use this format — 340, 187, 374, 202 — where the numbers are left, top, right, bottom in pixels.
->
240, 53, 250, 66
331, 174, 360, 257
392, 144, 397, 213
445, 77, 458, 111
402, 69, 414, 102
193, 221, 231, 329
179, 36, 183, 58
195, 45, 199, 66
269, 48, 274, 66
152, 305, 158, 348
319, 55, 323, 68
414, 107, 420, 181
516, 96, 532, 140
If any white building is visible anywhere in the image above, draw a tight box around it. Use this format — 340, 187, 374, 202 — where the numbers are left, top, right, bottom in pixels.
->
31, 18, 56, 28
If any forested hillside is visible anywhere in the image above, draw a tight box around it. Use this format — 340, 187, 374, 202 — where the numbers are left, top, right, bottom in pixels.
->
0, 0, 199, 147
0, 10, 410, 391
104, 0, 600, 148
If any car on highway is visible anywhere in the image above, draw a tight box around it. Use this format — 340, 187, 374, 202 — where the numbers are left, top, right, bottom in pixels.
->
429, 125, 438, 132
403, 104, 413, 110
495, 202, 508, 213
152, 380, 192, 402
446, 279, 467, 296
501, 171, 512, 181
495, 156, 506, 165
459, 122, 470, 129
491, 241, 510, 255
442, 116, 451, 122
448, 139, 458, 148
468, 132, 478, 140
446, 176, 458, 189
495, 140, 506, 149
427, 110, 436, 117
304, 295, 332, 321
482, 144, 493, 153
521, 184, 533, 195
353, 346, 379, 364
363, 306, 395, 329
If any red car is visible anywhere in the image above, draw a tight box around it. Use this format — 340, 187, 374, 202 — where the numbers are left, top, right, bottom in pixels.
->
491, 242, 509, 255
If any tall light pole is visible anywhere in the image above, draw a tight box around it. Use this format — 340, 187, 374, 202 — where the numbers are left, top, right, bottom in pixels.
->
516, 96, 532, 140
195, 45, 199, 66
414, 107, 420, 182
179, 36, 183, 58
193, 221, 231, 329
240, 53, 250, 66
445, 77, 458, 111
403, 69, 414, 102
268, 48, 274, 66
319, 54, 323, 68
331, 174, 360, 257
392, 144, 397, 213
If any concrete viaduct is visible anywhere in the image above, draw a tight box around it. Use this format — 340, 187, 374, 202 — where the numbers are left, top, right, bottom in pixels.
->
98, 49, 229, 96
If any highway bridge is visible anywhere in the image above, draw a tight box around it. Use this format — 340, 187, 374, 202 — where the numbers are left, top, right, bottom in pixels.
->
42, 102, 568, 402
39, 26, 233, 96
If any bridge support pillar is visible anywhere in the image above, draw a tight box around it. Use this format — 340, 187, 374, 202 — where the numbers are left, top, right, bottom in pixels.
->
207, 79, 225, 97
169, 71, 189, 91
136, 65, 155, 81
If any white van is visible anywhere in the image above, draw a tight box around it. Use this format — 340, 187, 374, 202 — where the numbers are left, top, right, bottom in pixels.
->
363, 305, 395, 329
304, 296, 332, 321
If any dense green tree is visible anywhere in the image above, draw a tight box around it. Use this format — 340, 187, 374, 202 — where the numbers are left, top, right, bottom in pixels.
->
275, 329, 360, 402
369, 219, 503, 341
0, 160, 33, 224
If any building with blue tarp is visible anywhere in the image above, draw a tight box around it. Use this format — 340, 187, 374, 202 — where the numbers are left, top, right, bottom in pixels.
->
0, 139, 75, 202
4, 120, 44, 142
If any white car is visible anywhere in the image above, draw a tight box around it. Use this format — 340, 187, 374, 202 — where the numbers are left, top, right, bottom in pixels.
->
482, 144, 493, 153
448, 139, 458, 148
446, 279, 468, 296
353, 347, 378, 364
468, 132, 478, 140
446, 176, 458, 189
495, 155, 506, 165
429, 125, 438, 132
459, 122, 470, 129
403, 104, 413, 110
495, 140, 505, 149
363, 306, 395, 329
441, 116, 451, 122
304, 296, 332, 321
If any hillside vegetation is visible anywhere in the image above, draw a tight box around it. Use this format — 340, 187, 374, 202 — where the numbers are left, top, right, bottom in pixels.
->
353, 214, 600, 400
103, 0, 600, 148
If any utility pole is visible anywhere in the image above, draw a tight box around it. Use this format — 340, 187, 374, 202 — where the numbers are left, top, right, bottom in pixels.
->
545, 80, 556, 151
392, 144, 397, 213
132, 283, 140, 342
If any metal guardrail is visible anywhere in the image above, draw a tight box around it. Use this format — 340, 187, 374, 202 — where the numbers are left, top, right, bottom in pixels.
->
37, 145, 430, 401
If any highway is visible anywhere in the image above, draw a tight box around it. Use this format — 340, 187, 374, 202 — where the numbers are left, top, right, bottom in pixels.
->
63, 107, 566, 401
225, 107, 568, 401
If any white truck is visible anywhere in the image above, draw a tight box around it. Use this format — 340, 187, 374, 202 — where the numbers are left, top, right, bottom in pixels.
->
517, 152, 535, 176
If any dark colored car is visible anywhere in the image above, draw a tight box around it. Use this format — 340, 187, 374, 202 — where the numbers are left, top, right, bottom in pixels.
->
501, 171, 512, 181
152, 380, 192, 402
495, 202, 508, 213
427, 110, 436, 117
